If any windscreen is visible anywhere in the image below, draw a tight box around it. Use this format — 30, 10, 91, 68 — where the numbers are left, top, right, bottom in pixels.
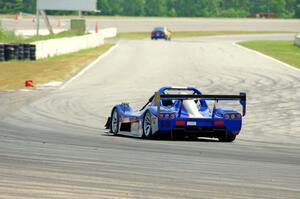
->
154, 27, 164, 31
162, 89, 207, 109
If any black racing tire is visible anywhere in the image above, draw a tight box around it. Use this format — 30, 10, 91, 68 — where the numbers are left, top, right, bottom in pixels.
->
218, 132, 236, 142
110, 108, 119, 135
142, 111, 153, 139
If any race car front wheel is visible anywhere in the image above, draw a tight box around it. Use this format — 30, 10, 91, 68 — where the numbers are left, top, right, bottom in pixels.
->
110, 108, 119, 135
143, 111, 153, 139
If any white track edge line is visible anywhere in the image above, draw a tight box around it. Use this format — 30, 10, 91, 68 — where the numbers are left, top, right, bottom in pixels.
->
60, 44, 119, 90
232, 42, 300, 73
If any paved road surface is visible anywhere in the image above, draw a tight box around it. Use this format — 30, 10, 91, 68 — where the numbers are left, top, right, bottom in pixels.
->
1, 17, 300, 32
0, 34, 300, 198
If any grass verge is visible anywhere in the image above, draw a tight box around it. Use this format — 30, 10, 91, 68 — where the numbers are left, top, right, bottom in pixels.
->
0, 29, 84, 43
0, 44, 114, 90
239, 40, 300, 69
115, 31, 289, 40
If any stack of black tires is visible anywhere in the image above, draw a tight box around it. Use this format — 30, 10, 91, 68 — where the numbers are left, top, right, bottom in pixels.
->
0, 44, 36, 62
0, 44, 4, 61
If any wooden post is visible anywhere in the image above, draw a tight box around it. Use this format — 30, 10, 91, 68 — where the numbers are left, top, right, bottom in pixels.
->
36, 10, 40, 35
40, 10, 54, 35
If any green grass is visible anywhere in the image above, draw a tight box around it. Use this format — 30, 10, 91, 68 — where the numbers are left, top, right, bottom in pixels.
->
173, 31, 287, 37
115, 31, 289, 40
115, 32, 149, 40
239, 40, 300, 69
0, 29, 84, 43
0, 29, 19, 43
0, 44, 114, 90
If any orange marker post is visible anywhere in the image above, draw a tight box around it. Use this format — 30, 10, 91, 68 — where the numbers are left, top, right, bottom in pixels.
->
95, 22, 99, 33
25, 80, 35, 88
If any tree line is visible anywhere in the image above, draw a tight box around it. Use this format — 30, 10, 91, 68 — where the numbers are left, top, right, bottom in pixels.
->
1, 0, 300, 18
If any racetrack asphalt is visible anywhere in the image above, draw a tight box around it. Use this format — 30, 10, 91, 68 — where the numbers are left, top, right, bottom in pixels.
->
0, 34, 300, 198
1, 17, 300, 32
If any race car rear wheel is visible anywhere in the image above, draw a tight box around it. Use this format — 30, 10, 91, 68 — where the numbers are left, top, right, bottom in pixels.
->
110, 108, 119, 135
143, 111, 153, 139
218, 132, 236, 142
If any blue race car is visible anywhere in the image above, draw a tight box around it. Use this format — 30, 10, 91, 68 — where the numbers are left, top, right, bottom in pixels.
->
151, 27, 172, 40
105, 86, 246, 142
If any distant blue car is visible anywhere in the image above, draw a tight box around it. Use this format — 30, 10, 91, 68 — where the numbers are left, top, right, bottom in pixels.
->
105, 86, 246, 142
151, 27, 172, 40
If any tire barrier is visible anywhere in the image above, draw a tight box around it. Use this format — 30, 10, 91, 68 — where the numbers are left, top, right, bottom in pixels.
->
0, 44, 4, 61
0, 44, 36, 62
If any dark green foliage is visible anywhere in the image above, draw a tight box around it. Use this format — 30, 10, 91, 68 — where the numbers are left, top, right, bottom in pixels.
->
296, 0, 300, 17
219, 8, 248, 18
145, 0, 167, 16
22, 0, 36, 14
0, 0, 22, 14
123, 0, 145, 16
0, 0, 299, 18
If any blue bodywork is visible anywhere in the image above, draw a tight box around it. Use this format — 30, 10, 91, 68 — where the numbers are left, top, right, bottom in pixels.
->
106, 86, 246, 141
151, 27, 170, 40
151, 30, 166, 39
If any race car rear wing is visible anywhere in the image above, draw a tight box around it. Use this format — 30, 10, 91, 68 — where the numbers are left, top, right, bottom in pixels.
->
155, 92, 246, 117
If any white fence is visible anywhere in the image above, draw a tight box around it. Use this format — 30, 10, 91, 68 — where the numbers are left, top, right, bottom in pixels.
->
33, 28, 117, 59
295, 34, 300, 47
15, 29, 66, 36
97, 28, 118, 38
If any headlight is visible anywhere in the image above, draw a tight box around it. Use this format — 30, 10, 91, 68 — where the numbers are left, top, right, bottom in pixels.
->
170, 114, 176, 119
224, 114, 230, 119
159, 114, 164, 119
236, 114, 241, 119
165, 114, 169, 119
231, 114, 236, 119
